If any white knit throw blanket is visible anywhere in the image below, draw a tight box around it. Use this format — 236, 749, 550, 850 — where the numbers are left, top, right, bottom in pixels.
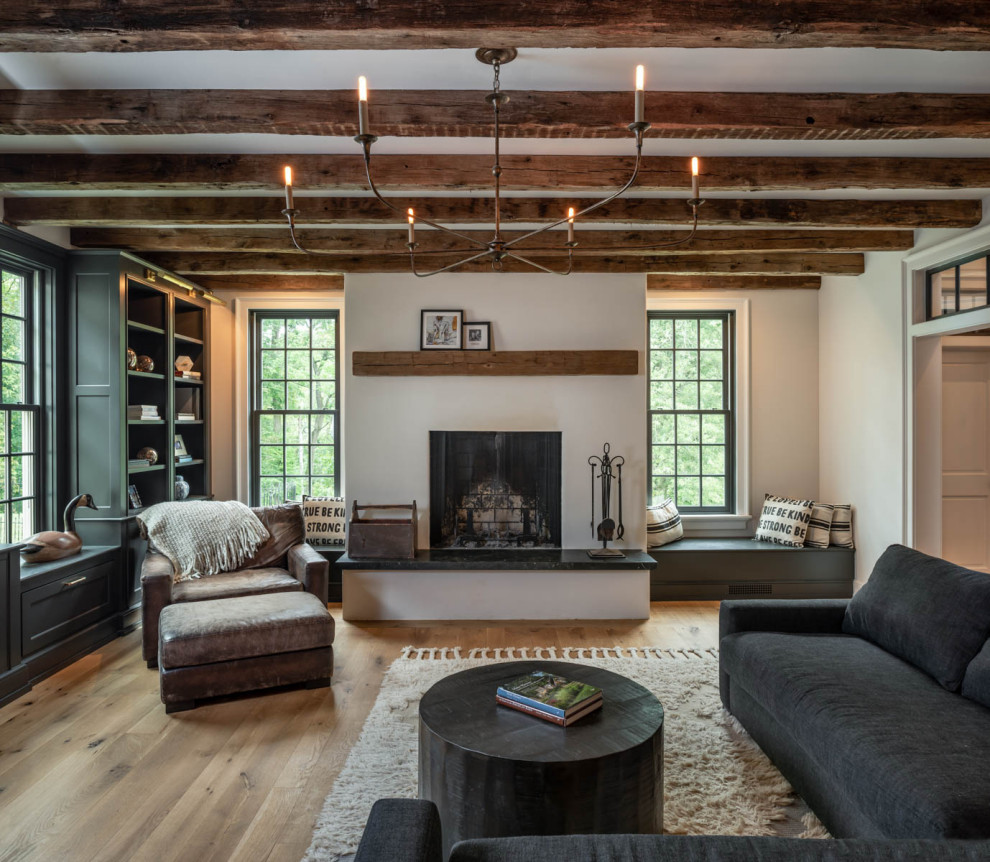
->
137, 500, 270, 582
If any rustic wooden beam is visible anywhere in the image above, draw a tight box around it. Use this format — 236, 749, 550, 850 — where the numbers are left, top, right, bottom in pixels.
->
197, 275, 345, 292
145, 251, 865, 276
648, 275, 821, 290
6, 89, 990, 140
2, 2, 989, 51
69, 226, 913, 255
5, 195, 979, 229
353, 350, 639, 377
3, 154, 989, 192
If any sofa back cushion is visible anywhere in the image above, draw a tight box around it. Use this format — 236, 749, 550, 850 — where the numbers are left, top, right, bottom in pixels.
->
842, 544, 990, 691
962, 640, 990, 710
238, 504, 306, 570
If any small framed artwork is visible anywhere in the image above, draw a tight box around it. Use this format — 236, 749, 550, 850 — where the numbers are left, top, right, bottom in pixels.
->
127, 484, 143, 510
174, 434, 189, 460
421, 310, 463, 350
463, 321, 492, 351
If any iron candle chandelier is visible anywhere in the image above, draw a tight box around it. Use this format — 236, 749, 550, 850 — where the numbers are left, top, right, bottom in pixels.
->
281, 48, 706, 276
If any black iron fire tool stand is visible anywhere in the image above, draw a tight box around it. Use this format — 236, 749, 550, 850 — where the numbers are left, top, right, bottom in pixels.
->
588, 442, 625, 558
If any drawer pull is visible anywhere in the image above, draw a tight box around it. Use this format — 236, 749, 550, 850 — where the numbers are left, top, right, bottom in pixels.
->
63, 576, 87, 587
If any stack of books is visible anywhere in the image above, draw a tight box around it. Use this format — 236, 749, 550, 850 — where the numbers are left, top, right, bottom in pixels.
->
175, 370, 202, 380
176, 412, 197, 422
176, 454, 194, 464
127, 404, 160, 420
496, 670, 603, 726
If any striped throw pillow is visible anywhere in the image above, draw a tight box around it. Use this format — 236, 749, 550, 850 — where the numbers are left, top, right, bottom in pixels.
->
829, 504, 855, 548
647, 500, 683, 548
805, 503, 835, 549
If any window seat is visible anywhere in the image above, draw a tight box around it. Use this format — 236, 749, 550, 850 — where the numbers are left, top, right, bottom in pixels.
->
649, 538, 854, 601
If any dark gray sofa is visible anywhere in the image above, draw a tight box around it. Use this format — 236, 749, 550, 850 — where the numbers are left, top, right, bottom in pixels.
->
720, 544, 990, 840
350, 798, 990, 861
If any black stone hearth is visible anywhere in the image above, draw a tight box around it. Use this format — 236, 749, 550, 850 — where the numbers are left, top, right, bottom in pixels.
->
430, 431, 562, 549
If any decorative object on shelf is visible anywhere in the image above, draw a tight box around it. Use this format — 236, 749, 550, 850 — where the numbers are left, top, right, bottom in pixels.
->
421, 310, 463, 350
174, 354, 194, 374
463, 321, 492, 351
301, 495, 347, 547
348, 502, 417, 559
126, 348, 138, 370
174, 475, 190, 500
128, 404, 160, 420
646, 499, 684, 548
128, 485, 143, 510
137, 446, 159, 465
588, 442, 625, 558
281, 50, 705, 276
19, 493, 99, 563
136, 354, 155, 372
174, 434, 189, 461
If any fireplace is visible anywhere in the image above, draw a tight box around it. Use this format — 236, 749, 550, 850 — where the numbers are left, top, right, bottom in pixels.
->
430, 431, 562, 549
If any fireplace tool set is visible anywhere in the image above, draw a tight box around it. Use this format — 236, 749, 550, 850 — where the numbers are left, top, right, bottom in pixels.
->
588, 443, 625, 558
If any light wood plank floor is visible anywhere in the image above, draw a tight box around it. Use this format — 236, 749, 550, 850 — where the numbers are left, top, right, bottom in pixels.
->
0, 603, 719, 862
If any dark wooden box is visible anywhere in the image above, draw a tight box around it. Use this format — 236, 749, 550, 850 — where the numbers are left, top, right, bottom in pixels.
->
347, 502, 418, 560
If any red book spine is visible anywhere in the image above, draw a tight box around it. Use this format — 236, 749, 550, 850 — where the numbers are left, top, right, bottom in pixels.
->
496, 694, 567, 725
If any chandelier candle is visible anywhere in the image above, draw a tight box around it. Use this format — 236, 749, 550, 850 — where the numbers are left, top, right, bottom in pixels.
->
635, 65, 645, 125
358, 76, 369, 136
692, 157, 700, 200
283, 166, 294, 210
407, 208, 416, 245
567, 207, 576, 244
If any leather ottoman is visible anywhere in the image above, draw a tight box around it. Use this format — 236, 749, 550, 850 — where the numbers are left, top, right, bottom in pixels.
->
158, 591, 334, 713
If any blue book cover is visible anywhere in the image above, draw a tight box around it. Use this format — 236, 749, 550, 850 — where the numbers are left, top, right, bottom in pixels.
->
496, 670, 602, 718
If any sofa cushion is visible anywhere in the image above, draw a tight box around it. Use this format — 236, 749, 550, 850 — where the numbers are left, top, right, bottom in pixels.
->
171, 567, 302, 603
159, 591, 334, 669
962, 639, 990, 710
450, 835, 990, 862
721, 631, 990, 838
238, 504, 306, 569
842, 544, 990, 690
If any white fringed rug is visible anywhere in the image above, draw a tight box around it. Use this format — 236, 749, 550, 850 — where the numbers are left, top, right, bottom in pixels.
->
304, 646, 827, 861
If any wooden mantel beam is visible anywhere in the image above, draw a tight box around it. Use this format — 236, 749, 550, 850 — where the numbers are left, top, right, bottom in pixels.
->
144, 251, 865, 276
4, 196, 979, 230
69, 226, 913, 255
1, 2, 989, 52
5, 89, 990, 140
3, 154, 990, 193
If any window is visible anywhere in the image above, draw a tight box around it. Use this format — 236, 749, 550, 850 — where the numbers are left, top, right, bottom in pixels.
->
0, 264, 40, 543
927, 252, 990, 319
648, 311, 734, 513
250, 311, 339, 505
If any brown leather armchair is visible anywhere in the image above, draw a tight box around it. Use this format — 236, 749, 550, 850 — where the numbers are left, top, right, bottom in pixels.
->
141, 503, 329, 666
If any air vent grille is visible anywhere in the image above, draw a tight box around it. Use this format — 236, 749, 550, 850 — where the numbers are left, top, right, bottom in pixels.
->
728, 583, 773, 595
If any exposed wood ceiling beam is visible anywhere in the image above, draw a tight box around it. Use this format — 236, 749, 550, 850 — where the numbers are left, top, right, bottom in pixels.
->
144, 251, 865, 276
5, 196, 979, 229
194, 275, 345, 292
4, 154, 989, 192
70, 227, 913, 255
5, 90, 990, 140
648, 275, 821, 290
2, 2, 988, 51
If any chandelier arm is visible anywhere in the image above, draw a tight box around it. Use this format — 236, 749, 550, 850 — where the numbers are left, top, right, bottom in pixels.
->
408, 247, 495, 278
283, 211, 346, 256
503, 248, 575, 276
502, 144, 645, 250
360, 144, 491, 249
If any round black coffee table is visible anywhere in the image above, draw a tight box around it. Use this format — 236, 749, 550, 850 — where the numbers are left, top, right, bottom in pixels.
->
418, 660, 664, 857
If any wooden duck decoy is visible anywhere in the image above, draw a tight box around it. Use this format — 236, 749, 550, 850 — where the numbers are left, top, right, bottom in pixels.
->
20, 493, 98, 563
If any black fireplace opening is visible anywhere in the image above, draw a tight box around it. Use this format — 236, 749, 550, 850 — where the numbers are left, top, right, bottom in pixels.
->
430, 431, 562, 549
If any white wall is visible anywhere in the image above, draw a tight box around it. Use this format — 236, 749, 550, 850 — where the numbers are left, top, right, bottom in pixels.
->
344, 273, 646, 550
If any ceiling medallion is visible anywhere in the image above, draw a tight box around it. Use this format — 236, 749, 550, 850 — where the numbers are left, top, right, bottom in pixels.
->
282, 49, 705, 276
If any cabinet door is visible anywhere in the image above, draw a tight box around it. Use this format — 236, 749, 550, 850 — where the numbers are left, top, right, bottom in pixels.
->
21, 560, 114, 656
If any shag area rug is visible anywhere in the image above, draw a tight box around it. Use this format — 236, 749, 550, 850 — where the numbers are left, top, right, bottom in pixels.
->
305, 646, 828, 861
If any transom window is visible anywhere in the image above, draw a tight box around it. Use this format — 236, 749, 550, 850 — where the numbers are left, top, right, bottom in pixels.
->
927, 252, 990, 319
0, 264, 39, 543
250, 311, 339, 505
648, 311, 734, 513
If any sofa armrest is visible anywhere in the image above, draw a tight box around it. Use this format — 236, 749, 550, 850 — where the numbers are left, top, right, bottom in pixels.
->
719, 598, 849, 643
140, 553, 175, 665
288, 543, 329, 605
353, 799, 443, 862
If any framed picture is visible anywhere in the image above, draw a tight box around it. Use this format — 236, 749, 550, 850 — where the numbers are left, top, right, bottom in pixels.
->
421, 310, 463, 350
174, 434, 189, 459
463, 321, 492, 351
127, 484, 142, 510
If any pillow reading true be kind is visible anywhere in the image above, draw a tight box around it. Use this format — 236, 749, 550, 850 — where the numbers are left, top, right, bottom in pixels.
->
755, 494, 814, 547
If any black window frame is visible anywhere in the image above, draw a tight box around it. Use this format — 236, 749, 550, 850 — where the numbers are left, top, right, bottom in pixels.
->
647, 310, 736, 515
249, 309, 340, 506
926, 251, 990, 320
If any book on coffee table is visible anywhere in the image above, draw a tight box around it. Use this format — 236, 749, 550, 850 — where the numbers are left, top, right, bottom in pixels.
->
496, 692, 602, 726
496, 670, 603, 719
